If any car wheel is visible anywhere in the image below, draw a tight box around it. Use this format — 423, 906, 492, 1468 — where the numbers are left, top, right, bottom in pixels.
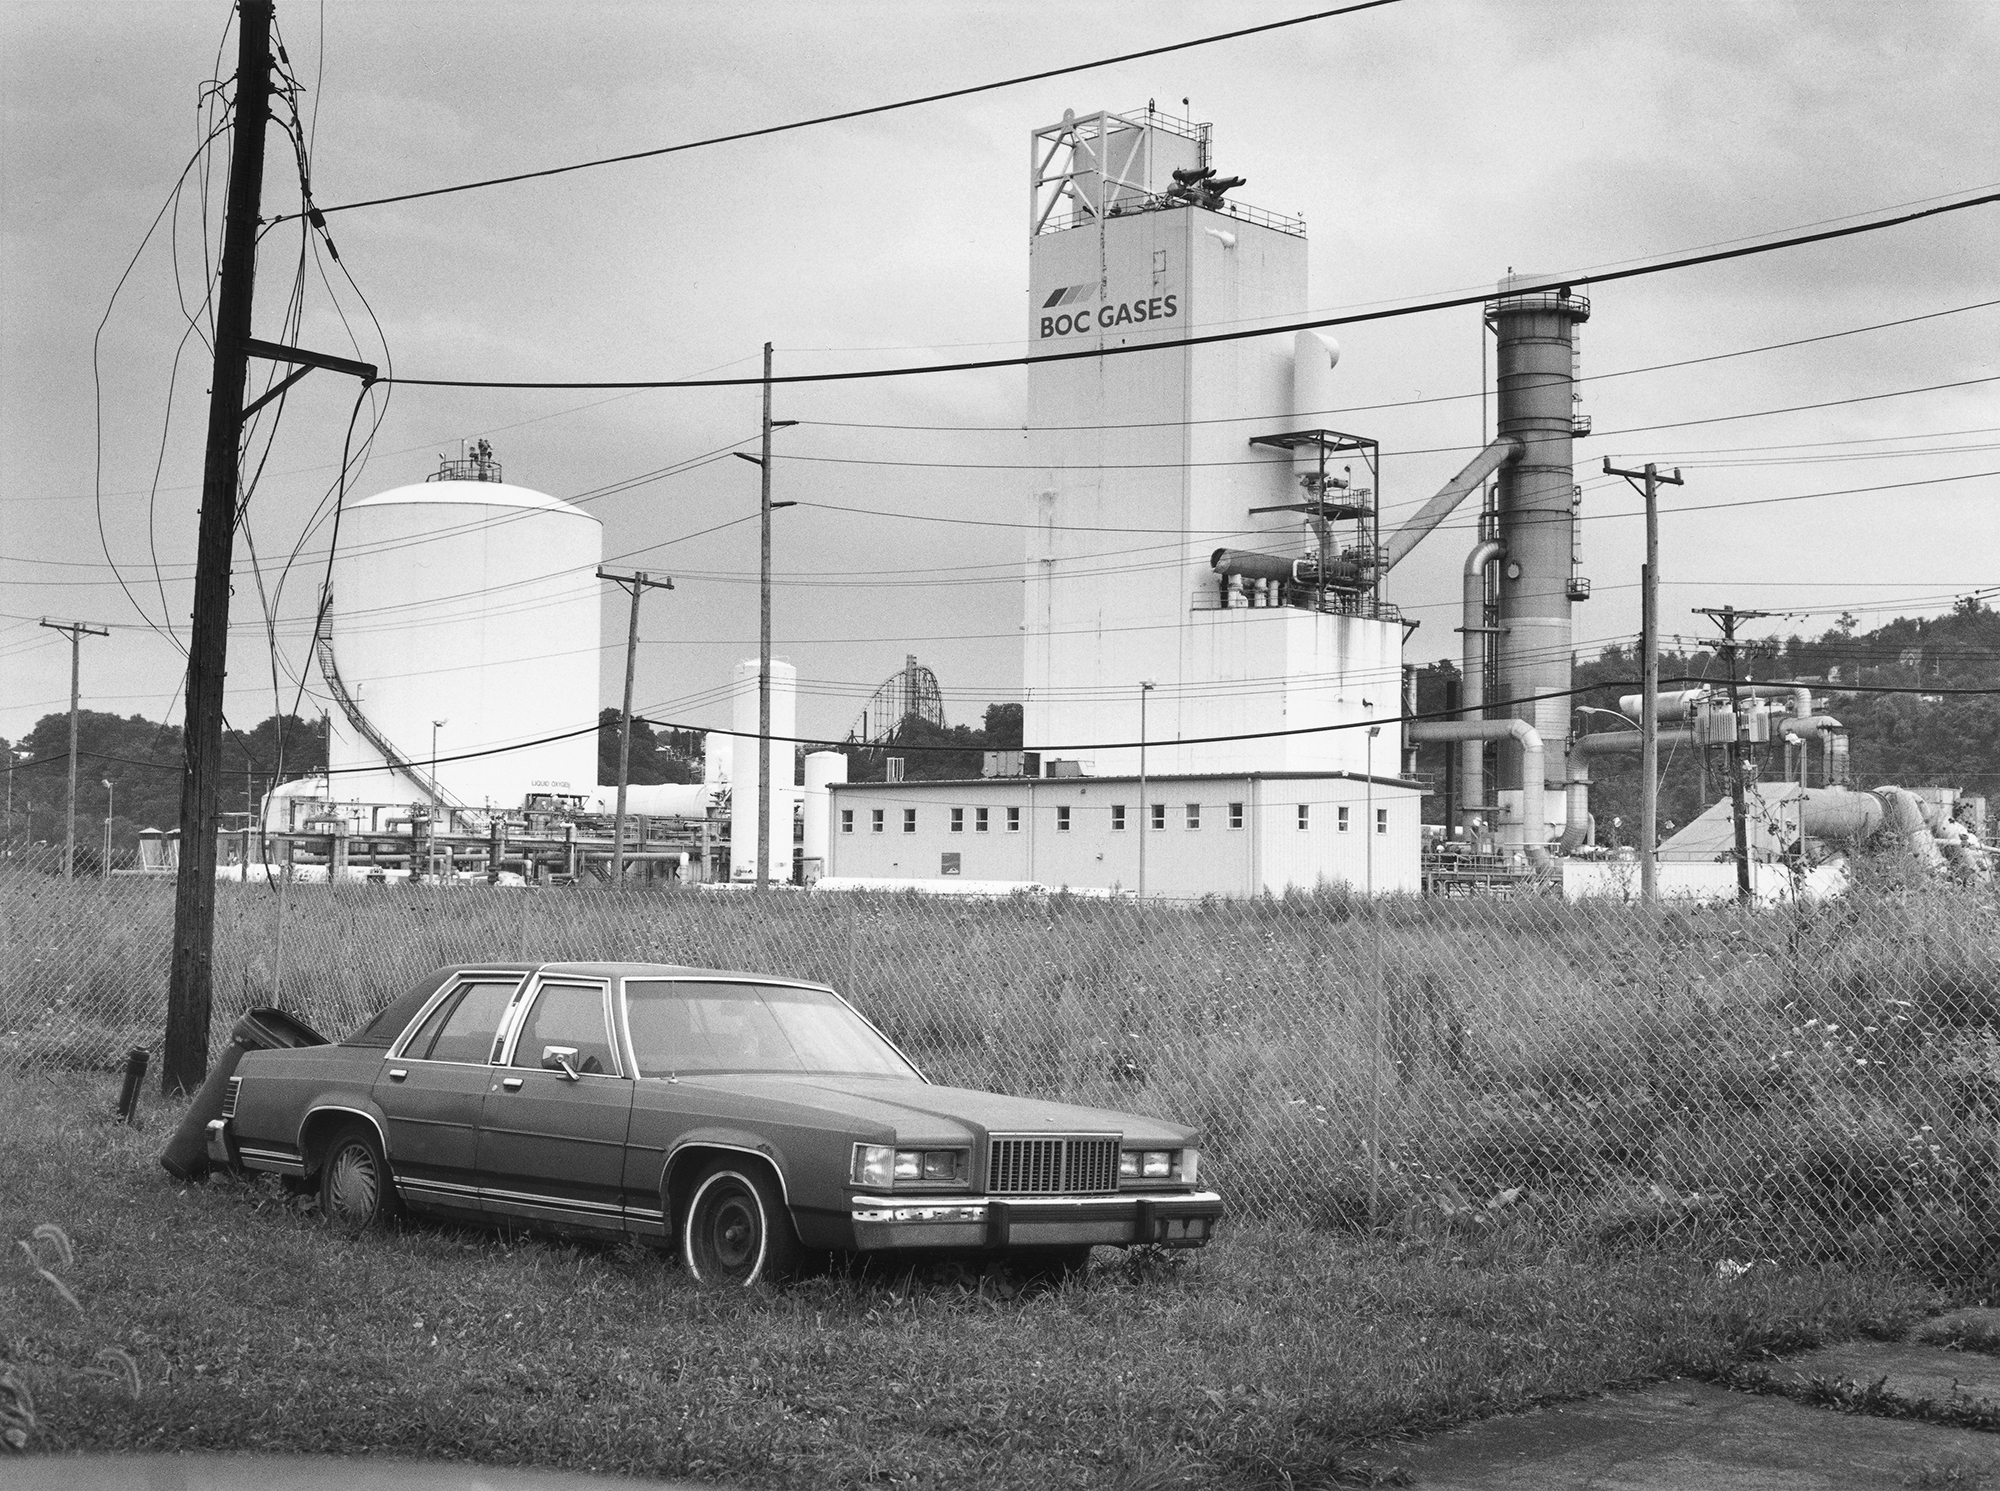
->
681, 1161, 798, 1286
319, 1122, 398, 1234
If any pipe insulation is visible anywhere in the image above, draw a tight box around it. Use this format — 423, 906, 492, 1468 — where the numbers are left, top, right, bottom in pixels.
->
1409, 717, 1548, 866
1379, 437, 1521, 573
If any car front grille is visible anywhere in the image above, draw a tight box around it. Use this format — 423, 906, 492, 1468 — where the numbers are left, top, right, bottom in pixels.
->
988, 1136, 1118, 1196
220, 1076, 242, 1119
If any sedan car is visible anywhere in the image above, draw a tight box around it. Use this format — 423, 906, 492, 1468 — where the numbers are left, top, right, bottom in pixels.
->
206, 962, 1223, 1284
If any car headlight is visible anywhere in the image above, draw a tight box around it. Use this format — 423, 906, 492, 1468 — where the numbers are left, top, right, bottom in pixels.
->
1120, 1148, 1198, 1184
855, 1144, 967, 1189
853, 1144, 895, 1189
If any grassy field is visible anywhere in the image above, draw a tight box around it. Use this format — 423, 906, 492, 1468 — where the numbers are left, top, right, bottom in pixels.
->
7, 873, 2000, 1271
2, 1070, 1967, 1488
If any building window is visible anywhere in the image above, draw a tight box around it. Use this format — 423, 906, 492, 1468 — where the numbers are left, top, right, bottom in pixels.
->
1185, 803, 1201, 830
1150, 802, 1166, 830
1228, 801, 1244, 830
950, 807, 964, 834
1006, 806, 1021, 832
1056, 805, 1071, 832
871, 809, 884, 833
1376, 807, 1389, 835
1111, 804, 1126, 831
903, 808, 917, 833
1337, 806, 1350, 833
975, 807, 989, 833
840, 809, 854, 835
1297, 804, 1310, 831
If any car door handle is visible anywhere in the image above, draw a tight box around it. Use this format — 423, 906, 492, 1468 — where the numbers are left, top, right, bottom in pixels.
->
388, 1068, 408, 1081
501, 1077, 523, 1091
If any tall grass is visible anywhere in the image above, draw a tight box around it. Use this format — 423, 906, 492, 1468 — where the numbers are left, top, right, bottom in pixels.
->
4, 871, 1997, 1271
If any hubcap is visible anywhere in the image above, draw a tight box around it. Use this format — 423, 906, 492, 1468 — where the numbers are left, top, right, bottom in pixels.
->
328, 1144, 379, 1225
698, 1182, 761, 1280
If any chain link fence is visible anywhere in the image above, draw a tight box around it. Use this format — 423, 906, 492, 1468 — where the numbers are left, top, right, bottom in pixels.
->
5, 844, 1998, 1271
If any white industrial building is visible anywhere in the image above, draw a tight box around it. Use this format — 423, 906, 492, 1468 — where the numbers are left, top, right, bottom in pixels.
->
828, 107, 1424, 897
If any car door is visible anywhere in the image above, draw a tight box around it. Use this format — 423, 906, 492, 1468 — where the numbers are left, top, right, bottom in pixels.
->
373, 972, 527, 1214
474, 975, 633, 1235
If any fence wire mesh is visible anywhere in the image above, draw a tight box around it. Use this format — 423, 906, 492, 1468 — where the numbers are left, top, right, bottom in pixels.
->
5, 847, 1998, 1270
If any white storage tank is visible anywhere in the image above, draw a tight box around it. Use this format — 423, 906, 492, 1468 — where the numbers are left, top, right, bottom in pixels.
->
322, 467, 602, 811
727, 658, 799, 881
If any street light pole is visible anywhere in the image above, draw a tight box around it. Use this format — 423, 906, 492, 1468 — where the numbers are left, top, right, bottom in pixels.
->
1137, 680, 1155, 899
102, 778, 114, 880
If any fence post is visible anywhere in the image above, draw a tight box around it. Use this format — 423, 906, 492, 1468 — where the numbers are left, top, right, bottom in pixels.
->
1367, 893, 1384, 1224
270, 862, 290, 1007
846, 894, 858, 996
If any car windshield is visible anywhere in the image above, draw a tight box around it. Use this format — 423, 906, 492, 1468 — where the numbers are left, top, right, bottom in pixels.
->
624, 980, 918, 1079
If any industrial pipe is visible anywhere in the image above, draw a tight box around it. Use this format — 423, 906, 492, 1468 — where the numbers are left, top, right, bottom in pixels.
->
1210, 547, 1366, 596
1455, 538, 1505, 830
1619, 684, 1813, 724
1559, 727, 1694, 854
1409, 717, 1548, 866
1379, 437, 1521, 573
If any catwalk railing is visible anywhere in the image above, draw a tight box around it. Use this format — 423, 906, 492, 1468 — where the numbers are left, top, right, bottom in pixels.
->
4, 845, 1995, 1271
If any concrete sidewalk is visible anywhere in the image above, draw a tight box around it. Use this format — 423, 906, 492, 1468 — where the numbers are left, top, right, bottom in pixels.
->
1395, 1308, 2000, 1489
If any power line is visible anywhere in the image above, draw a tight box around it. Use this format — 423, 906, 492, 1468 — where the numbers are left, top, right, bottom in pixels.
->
791, 297, 2000, 433
380, 191, 2000, 390
284, 2, 1405, 220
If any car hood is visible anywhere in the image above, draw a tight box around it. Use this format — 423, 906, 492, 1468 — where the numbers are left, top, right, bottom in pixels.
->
669, 1072, 1197, 1147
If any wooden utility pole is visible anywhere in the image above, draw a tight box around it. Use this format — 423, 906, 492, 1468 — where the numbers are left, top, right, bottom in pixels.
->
732, 346, 795, 890
1604, 460, 1682, 902
162, 0, 274, 1094
597, 568, 673, 882
1696, 604, 1772, 904
38, 618, 109, 881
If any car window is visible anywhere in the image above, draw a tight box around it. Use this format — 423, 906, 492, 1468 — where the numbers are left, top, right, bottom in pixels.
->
420, 980, 519, 1064
511, 982, 616, 1075
625, 980, 917, 1079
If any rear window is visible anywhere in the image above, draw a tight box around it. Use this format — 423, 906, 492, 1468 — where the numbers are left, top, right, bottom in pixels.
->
343, 967, 459, 1049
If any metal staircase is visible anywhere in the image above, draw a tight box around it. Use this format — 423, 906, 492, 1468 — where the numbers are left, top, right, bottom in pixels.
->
314, 626, 465, 809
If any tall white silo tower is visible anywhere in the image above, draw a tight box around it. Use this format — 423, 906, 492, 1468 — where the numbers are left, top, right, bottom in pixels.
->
1022, 108, 1403, 780
321, 452, 602, 812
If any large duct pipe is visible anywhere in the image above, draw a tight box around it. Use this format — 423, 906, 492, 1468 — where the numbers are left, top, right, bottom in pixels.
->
1410, 717, 1547, 866
1379, 437, 1521, 573
1456, 537, 1506, 830
1559, 727, 1694, 854
1210, 546, 1366, 595
1620, 684, 1813, 724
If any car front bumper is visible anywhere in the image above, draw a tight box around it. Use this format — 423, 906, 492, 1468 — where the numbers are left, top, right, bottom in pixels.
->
847, 1190, 1223, 1252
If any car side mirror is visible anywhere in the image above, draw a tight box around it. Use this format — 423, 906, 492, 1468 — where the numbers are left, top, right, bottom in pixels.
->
541, 1045, 582, 1081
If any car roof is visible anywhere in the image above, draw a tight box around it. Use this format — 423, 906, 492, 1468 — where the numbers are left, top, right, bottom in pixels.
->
470, 961, 835, 990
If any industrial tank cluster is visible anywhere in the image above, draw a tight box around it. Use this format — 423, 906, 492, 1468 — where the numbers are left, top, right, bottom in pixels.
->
235, 107, 1983, 901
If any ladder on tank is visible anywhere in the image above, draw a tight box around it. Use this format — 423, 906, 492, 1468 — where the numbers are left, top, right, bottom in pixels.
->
314, 627, 467, 812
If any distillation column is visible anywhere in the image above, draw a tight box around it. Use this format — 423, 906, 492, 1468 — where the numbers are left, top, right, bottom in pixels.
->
1486, 279, 1589, 851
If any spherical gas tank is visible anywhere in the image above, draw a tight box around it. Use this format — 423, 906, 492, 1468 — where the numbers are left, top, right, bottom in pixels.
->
324, 479, 602, 809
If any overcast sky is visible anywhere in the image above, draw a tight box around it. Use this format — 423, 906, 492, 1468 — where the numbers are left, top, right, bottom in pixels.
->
3, 0, 1995, 759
